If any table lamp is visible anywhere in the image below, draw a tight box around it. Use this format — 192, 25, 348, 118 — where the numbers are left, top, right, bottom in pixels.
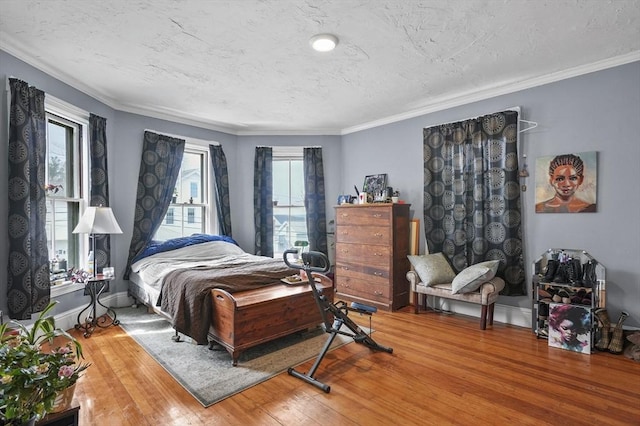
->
72, 206, 123, 277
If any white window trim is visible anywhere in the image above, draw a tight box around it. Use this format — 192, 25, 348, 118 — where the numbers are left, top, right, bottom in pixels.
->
45, 95, 90, 296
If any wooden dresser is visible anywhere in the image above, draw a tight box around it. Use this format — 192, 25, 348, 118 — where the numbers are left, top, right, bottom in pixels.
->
334, 203, 411, 311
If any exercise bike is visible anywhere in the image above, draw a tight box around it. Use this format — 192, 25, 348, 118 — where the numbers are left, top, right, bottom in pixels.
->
283, 249, 393, 393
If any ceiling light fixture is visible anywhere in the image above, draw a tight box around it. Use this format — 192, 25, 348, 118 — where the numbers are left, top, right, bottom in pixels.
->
309, 33, 338, 52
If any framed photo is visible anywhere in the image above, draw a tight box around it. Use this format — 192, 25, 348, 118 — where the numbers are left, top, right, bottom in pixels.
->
337, 194, 352, 205
548, 303, 591, 354
362, 174, 387, 195
535, 151, 597, 213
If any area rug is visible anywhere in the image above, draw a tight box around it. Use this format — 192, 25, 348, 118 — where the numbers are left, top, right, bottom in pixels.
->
116, 306, 356, 407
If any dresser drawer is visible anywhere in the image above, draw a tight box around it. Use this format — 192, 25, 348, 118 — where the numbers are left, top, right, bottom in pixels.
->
335, 206, 391, 226
335, 261, 389, 282
335, 225, 390, 245
335, 243, 390, 267
335, 275, 390, 302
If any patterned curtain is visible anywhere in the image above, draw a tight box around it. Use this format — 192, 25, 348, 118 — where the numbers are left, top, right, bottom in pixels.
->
423, 110, 524, 295
89, 114, 111, 273
209, 144, 232, 237
303, 147, 328, 255
124, 131, 185, 279
254, 147, 273, 256
7, 78, 50, 319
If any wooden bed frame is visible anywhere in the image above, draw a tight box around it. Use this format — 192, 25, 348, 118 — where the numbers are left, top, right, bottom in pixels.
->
208, 273, 333, 365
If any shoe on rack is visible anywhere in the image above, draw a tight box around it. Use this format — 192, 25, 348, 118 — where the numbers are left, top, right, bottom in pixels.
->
543, 260, 558, 282
557, 289, 572, 304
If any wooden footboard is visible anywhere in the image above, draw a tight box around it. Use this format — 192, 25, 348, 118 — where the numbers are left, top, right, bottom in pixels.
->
208, 273, 333, 365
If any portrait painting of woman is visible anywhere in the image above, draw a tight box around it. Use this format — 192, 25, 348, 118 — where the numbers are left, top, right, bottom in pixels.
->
548, 303, 591, 354
535, 151, 597, 213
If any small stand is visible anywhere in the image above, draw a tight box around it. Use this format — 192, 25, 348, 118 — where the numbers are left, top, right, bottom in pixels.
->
75, 276, 119, 338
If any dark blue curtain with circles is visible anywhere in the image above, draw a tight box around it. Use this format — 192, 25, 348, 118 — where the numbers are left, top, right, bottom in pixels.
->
7, 78, 50, 319
253, 147, 273, 256
209, 144, 232, 237
423, 110, 525, 296
303, 147, 327, 255
124, 131, 185, 279
89, 114, 111, 274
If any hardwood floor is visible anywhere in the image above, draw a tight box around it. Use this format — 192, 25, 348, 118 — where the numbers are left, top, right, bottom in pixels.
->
67, 306, 639, 425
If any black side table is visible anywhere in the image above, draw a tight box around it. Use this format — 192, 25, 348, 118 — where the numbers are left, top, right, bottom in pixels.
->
75, 276, 119, 338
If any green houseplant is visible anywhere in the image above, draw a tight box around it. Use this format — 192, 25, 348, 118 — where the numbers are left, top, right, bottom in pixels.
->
0, 301, 90, 425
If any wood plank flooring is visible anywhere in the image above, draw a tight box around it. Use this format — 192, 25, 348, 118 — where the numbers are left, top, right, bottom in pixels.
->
67, 306, 639, 425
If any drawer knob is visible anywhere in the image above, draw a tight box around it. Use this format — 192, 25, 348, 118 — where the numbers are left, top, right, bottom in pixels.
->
374, 272, 383, 276
374, 252, 382, 256
342, 266, 350, 270
374, 290, 383, 295
373, 213, 381, 218
374, 232, 382, 237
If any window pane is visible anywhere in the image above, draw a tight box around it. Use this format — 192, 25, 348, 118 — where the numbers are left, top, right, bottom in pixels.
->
46, 199, 80, 273
273, 158, 307, 258
47, 119, 77, 198
175, 152, 203, 204
155, 205, 204, 240
290, 160, 304, 206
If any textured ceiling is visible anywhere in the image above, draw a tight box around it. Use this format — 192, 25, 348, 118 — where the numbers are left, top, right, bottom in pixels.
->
1, 0, 639, 134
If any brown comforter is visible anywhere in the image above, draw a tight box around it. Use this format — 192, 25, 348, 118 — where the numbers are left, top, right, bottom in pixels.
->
159, 258, 294, 344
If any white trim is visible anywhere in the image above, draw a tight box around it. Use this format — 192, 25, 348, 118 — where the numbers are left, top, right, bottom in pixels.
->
272, 146, 304, 158
341, 52, 640, 135
3, 34, 638, 135
51, 282, 85, 298
427, 299, 533, 329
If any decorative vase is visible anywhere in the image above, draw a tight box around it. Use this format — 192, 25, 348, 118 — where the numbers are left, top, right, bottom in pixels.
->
50, 383, 76, 413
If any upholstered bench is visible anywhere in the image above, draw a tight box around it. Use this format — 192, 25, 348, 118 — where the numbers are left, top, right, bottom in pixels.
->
406, 253, 505, 330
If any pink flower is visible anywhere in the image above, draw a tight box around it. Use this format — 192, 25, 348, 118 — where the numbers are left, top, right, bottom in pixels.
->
55, 345, 73, 355
58, 365, 75, 379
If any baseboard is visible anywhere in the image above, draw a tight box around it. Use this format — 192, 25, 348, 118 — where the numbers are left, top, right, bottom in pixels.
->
53, 291, 134, 332
428, 298, 533, 329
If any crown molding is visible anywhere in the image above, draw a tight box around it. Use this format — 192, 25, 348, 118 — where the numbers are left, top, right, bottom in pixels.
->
341, 51, 640, 135
2, 33, 637, 137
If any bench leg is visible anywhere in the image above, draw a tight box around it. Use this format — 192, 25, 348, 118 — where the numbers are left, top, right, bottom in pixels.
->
488, 303, 495, 326
480, 305, 488, 330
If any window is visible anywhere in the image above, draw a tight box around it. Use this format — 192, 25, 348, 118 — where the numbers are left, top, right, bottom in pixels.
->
43, 100, 89, 291
272, 147, 307, 258
154, 145, 211, 240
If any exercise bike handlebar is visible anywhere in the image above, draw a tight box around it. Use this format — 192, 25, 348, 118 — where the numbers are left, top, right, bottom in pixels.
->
283, 249, 330, 274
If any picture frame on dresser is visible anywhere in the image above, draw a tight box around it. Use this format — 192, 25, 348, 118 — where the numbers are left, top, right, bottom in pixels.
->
362, 174, 387, 195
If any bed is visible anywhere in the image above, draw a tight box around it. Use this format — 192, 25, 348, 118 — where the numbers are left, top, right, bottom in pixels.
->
128, 235, 331, 364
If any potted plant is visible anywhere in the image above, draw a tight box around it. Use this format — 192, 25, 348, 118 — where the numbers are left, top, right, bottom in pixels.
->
0, 301, 90, 425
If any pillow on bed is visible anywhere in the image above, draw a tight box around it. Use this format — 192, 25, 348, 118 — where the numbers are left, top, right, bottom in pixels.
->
408, 253, 456, 286
132, 234, 238, 263
451, 260, 501, 294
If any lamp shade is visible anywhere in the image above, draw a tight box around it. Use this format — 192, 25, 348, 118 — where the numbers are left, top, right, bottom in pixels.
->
72, 206, 123, 235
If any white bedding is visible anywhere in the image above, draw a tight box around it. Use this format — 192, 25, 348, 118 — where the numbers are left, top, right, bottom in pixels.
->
130, 240, 278, 293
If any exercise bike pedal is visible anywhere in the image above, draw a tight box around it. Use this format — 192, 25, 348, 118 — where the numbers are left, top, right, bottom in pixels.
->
350, 302, 377, 314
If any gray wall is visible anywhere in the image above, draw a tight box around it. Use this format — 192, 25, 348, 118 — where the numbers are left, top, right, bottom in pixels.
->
1, 49, 638, 328
341, 61, 640, 328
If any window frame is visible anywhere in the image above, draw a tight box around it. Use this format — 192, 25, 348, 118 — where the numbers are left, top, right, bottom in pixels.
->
272, 146, 307, 258
154, 141, 217, 240
44, 96, 90, 297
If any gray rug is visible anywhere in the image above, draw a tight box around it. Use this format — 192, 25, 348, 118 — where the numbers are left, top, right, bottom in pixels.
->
116, 306, 355, 407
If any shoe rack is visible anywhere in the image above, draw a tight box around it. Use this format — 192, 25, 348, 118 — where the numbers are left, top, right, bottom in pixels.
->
532, 248, 606, 353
